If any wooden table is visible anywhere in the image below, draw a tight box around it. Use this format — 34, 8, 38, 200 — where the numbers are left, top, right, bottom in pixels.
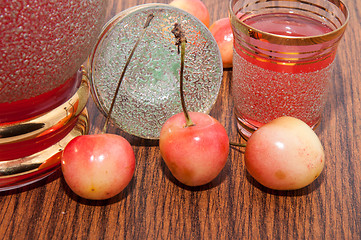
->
1, 0, 360, 239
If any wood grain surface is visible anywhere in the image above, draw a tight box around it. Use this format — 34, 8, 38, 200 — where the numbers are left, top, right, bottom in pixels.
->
1, 0, 360, 239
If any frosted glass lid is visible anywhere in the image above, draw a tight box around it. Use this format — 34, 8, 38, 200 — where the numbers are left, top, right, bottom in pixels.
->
89, 4, 223, 139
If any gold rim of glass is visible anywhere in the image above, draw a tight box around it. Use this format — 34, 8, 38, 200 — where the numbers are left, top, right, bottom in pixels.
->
0, 68, 89, 145
229, 0, 349, 45
0, 68, 90, 191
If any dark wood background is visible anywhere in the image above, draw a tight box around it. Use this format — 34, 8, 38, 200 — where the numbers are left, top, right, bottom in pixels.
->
1, 0, 360, 239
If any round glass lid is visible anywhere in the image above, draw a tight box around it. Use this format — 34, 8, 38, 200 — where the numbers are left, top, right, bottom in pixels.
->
89, 3, 223, 139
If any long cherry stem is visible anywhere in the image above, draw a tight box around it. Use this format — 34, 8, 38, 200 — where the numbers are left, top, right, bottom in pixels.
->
102, 14, 154, 134
172, 23, 194, 127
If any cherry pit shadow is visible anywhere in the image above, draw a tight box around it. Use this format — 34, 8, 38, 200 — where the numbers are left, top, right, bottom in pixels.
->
60, 173, 136, 206
159, 153, 230, 192
244, 166, 326, 197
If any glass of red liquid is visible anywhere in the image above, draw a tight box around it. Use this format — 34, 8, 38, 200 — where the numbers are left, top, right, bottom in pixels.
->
229, 0, 349, 138
0, 0, 109, 191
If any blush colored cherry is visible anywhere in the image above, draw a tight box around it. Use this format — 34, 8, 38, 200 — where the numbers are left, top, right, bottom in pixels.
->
159, 24, 229, 187
62, 134, 135, 200
160, 112, 229, 186
169, 0, 210, 27
209, 18, 234, 68
244, 116, 325, 190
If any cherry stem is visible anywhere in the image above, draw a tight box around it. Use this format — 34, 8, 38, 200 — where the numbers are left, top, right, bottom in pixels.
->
102, 14, 154, 134
172, 23, 194, 127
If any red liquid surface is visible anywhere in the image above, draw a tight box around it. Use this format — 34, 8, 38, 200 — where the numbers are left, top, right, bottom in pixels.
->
233, 13, 335, 129
0, 71, 81, 124
243, 13, 332, 37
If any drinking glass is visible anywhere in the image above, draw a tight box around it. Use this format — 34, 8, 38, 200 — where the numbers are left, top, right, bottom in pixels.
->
229, 0, 349, 138
0, 0, 109, 190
